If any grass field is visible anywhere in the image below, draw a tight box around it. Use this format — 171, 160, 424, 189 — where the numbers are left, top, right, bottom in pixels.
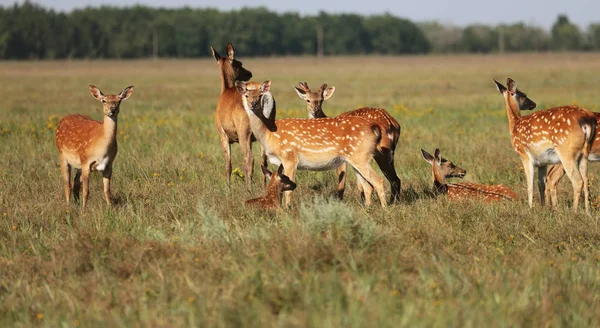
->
2, 53, 600, 326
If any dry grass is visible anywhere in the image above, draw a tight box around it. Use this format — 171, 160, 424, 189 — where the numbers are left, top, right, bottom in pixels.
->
1, 53, 600, 326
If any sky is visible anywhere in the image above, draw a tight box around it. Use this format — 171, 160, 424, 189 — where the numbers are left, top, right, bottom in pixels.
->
2, 0, 598, 30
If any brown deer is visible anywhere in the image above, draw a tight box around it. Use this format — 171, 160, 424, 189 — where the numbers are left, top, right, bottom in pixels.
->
55, 85, 134, 211
210, 43, 267, 192
245, 164, 297, 209
544, 112, 600, 207
421, 149, 518, 201
293, 82, 402, 203
236, 80, 387, 207
495, 78, 596, 212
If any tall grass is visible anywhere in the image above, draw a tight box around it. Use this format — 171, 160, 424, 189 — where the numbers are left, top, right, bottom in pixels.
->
1, 53, 600, 326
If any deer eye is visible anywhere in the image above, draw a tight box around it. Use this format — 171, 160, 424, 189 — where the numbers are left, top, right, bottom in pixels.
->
306, 100, 310, 103
101, 99, 106, 103
245, 95, 249, 98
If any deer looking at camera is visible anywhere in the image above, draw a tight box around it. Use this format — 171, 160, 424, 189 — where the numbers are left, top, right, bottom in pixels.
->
55, 85, 134, 211
210, 43, 268, 192
495, 78, 596, 213
245, 164, 297, 209
421, 149, 518, 201
544, 112, 600, 207
293, 82, 401, 203
237, 80, 387, 207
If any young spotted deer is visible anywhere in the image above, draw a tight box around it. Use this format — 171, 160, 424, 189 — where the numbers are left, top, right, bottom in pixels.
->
237, 80, 387, 207
56, 85, 134, 211
495, 78, 596, 212
245, 164, 297, 209
421, 149, 518, 201
294, 82, 402, 203
210, 43, 267, 192
544, 112, 600, 207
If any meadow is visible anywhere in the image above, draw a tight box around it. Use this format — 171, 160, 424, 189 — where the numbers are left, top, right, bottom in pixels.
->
1, 53, 600, 326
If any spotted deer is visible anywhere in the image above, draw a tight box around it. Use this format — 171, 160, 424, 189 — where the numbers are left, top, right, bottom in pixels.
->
544, 112, 600, 207
236, 80, 387, 207
495, 78, 596, 212
210, 43, 267, 192
293, 82, 401, 203
245, 164, 297, 209
55, 85, 134, 211
421, 149, 518, 201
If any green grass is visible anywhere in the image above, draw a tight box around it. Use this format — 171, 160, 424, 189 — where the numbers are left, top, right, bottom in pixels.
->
2, 53, 600, 326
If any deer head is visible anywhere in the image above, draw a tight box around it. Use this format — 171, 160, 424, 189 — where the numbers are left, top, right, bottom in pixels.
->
494, 78, 536, 111
262, 164, 297, 192
210, 43, 253, 84
293, 82, 336, 118
235, 80, 275, 120
421, 148, 466, 186
89, 85, 134, 118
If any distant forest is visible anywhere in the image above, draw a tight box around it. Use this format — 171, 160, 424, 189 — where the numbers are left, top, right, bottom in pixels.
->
1, 1, 600, 59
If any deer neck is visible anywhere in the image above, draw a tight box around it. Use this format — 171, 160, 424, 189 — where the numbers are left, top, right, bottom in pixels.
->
310, 107, 327, 119
243, 98, 277, 144
504, 94, 521, 132
103, 115, 118, 145
264, 182, 281, 207
220, 65, 236, 93
432, 167, 448, 195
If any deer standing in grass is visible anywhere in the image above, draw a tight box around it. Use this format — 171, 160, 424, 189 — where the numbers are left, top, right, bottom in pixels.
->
210, 43, 267, 192
245, 164, 297, 209
55, 85, 134, 211
544, 112, 600, 207
236, 80, 388, 207
421, 149, 518, 201
294, 82, 402, 203
495, 78, 596, 212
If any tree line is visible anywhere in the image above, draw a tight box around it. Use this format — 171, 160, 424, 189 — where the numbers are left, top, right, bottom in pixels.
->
1, 1, 599, 59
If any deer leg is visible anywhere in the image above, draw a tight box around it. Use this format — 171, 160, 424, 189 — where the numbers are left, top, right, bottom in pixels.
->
537, 165, 547, 207
102, 165, 113, 206
546, 164, 565, 208
81, 166, 91, 212
351, 163, 386, 208
218, 130, 232, 191
559, 157, 583, 212
239, 131, 254, 193
73, 169, 82, 202
337, 163, 347, 200
60, 155, 71, 204
260, 144, 268, 187
578, 156, 591, 214
521, 158, 535, 208
374, 151, 402, 204
282, 161, 298, 208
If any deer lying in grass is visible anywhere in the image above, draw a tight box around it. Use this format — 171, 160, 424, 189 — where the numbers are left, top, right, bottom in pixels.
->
495, 78, 596, 213
421, 149, 518, 201
245, 164, 297, 209
293, 82, 401, 203
237, 80, 387, 207
55, 85, 134, 211
544, 112, 600, 207
210, 43, 267, 192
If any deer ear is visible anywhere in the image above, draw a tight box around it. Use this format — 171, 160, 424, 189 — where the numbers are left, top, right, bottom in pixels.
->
260, 80, 271, 93
226, 43, 235, 61
323, 87, 336, 100
494, 79, 507, 94
235, 81, 247, 94
294, 86, 307, 100
89, 85, 104, 100
261, 91, 275, 119
119, 86, 134, 100
261, 164, 272, 179
507, 78, 517, 93
277, 164, 284, 176
434, 148, 441, 162
210, 45, 221, 62
421, 149, 434, 163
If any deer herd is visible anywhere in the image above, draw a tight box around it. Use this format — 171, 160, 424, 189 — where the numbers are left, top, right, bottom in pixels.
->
54, 43, 600, 215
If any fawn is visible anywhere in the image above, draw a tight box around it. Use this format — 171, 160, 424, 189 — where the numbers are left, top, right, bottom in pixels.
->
236, 80, 387, 207
55, 85, 133, 211
294, 82, 401, 203
210, 43, 268, 192
421, 149, 518, 201
544, 111, 600, 207
495, 78, 596, 212
245, 164, 297, 209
